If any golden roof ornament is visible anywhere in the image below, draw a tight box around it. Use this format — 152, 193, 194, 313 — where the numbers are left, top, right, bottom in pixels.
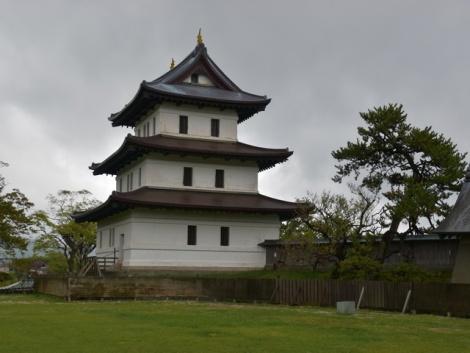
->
197, 28, 204, 45
170, 58, 175, 69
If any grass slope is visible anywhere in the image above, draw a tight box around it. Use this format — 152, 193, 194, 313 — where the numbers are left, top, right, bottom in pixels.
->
1, 294, 469, 353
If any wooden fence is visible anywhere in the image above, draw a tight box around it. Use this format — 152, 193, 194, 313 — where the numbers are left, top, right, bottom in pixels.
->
274, 279, 470, 317
35, 276, 470, 317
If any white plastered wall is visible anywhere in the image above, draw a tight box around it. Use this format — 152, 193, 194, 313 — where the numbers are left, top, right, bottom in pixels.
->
116, 154, 259, 193
96, 208, 280, 269
135, 103, 238, 141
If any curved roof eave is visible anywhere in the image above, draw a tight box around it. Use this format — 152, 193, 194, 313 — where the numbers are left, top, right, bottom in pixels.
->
90, 135, 293, 176
73, 188, 300, 223
108, 43, 271, 127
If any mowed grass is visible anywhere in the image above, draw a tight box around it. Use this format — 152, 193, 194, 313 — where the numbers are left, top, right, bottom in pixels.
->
1, 294, 470, 353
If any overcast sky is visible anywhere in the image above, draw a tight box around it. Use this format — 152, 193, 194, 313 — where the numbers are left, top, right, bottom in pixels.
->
1, 0, 470, 210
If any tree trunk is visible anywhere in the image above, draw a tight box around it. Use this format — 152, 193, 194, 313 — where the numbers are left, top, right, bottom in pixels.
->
379, 217, 401, 263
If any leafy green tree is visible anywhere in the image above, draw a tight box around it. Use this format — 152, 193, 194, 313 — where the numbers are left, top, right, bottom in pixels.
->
282, 186, 380, 269
0, 162, 43, 255
34, 190, 99, 274
332, 104, 467, 260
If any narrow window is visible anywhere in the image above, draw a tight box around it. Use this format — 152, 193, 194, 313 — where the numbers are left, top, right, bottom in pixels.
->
191, 73, 199, 84
187, 225, 197, 245
211, 119, 220, 137
143, 124, 147, 137
183, 167, 193, 186
109, 228, 115, 247
220, 227, 229, 246
215, 169, 224, 188
179, 115, 188, 134
152, 117, 156, 135
138, 168, 142, 187
99, 231, 103, 248
130, 172, 134, 191
126, 174, 130, 191
146, 122, 150, 136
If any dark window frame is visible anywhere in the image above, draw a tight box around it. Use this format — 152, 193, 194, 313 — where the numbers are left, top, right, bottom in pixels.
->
220, 227, 229, 246
187, 225, 197, 245
191, 73, 199, 84
183, 167, 193, 186
211, 119, 220, 137
215, 169, 224, 188
179, 115, 188, 134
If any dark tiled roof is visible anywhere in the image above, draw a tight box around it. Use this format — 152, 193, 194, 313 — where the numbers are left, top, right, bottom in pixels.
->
109, 43, 270, 127
259, 235, 457, 247
434, 169, 470, 236
73, 187, 299, 222
90, 134, 293, 175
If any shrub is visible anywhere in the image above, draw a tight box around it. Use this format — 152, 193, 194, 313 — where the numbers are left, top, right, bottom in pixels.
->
380, 262, 450, 283
0, 271, 13, 283
337, 255, 382, 280
10, 257, 39, 276
44, 252, 68, 274
11, 254, 68, 276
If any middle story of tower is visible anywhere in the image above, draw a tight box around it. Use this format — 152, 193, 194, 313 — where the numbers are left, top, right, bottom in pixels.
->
91, 101, 293, 195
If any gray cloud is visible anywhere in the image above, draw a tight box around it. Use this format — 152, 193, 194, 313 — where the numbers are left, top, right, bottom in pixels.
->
1, 0, 469, 210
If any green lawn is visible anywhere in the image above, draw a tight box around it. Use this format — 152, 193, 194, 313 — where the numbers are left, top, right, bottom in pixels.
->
1, 294, 469, 353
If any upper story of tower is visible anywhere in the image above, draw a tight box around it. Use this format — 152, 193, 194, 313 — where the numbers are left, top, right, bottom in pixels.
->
133, 103, 239, 142
90, 33, 293, 194
109, 33, 270, 136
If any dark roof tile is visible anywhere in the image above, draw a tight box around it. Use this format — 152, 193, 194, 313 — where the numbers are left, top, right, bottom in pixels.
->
90, 134, 293, 175
110, 43, 270, 127
73, 187, 299, 222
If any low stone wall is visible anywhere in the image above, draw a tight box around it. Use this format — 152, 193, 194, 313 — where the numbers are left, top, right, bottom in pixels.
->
34, 276, 275, 301
35, 276, 69, 297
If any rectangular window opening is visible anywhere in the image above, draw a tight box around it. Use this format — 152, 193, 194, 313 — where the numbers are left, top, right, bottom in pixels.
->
179, 115, 188, 134
220, 227, 229, 246
183, 167, 193, 186
211, 119, 220, 137
109, 228, 115, 247
215, 169, 224, 188
187, 225, 197, 245
138, 167, 142, 187
99, 231, 103, 248
152, 117, 156, 135
130, 172, 134, 191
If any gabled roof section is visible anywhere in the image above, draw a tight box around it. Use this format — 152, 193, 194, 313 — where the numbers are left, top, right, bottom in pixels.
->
72, 187, 299, 223
109, 43, 271, 127
90, 134, 293, 175
434, 168, 470, 236
148, 42, 241, 91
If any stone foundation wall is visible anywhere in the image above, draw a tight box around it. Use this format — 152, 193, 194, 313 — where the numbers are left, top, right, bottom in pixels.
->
34, 276, 275, 301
